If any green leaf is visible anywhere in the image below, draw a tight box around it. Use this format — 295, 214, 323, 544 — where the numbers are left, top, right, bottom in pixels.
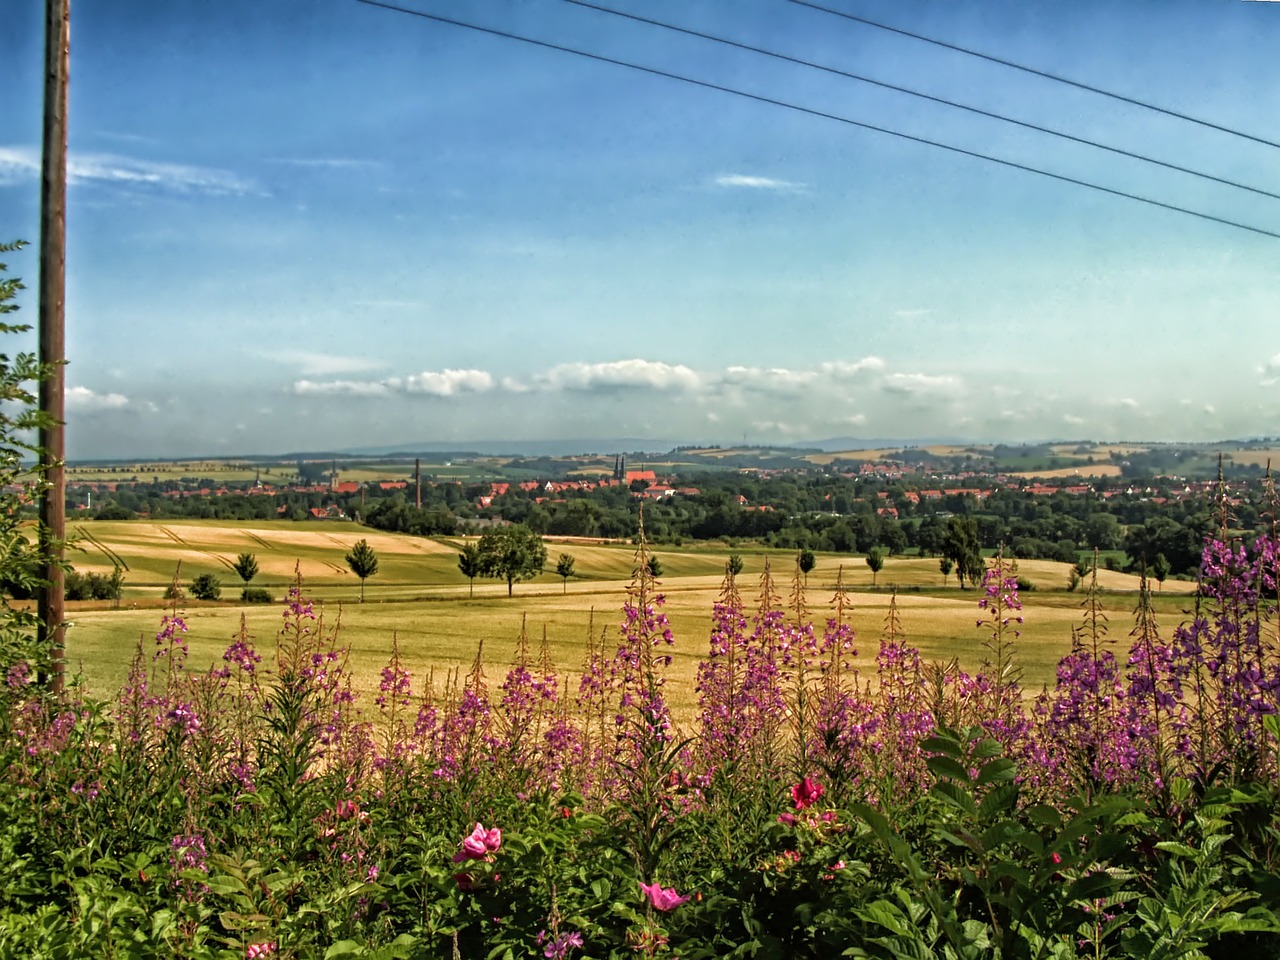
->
921, 735, 965, 759
932, 780, 978, 817
927, 756, 972, 783
974, 757, 1016, 787
970, 738, 1004, 760
325, 941, 365, 959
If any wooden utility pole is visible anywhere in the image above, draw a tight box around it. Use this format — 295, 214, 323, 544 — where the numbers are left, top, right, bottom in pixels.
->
38, 0, 70, 696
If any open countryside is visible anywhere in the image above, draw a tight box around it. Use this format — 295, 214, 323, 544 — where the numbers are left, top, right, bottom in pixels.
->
62, 517, 1194, 711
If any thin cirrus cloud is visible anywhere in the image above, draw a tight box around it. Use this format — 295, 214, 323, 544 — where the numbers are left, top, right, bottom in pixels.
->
0, 145, 256, 195
714, 173, 805, 191
265, 157, 384, 171
276, 350, 387, 377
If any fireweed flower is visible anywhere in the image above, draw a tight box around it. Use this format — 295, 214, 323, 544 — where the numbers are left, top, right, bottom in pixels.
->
791, 777, 824, 810
640, 881, 690, 911
169, 834, 210, 901
541, 930, 585, 959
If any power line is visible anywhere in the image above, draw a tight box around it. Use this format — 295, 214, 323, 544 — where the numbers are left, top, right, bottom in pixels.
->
790, 0, 1280, 152
352, 0, 1280, 241
564, 0, 1280, 203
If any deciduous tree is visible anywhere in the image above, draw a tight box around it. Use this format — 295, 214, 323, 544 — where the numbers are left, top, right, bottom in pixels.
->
233, 552, 259, 586
797, 548, 816, 584
865, 546, 885, 586
555, 553, 575, 594
345, 539, 379, 602
477, 524, 547, 597
458, 542, 482, 598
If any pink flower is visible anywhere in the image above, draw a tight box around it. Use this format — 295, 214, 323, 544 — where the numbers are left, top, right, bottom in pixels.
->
790, 777, 824, 810
777, 812, 796, 826
246, 943, 277, 959
640, 881, 690, 911
453, 822, 501, 862
482, 825, 502, 852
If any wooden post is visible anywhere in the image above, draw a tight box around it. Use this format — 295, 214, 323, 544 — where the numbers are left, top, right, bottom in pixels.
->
38, 0, 70, 696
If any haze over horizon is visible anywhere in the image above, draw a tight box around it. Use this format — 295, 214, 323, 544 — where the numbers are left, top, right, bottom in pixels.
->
3, 1, 1279, 461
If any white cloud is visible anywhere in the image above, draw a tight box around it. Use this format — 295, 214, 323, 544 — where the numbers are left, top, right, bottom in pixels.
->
0, 145, 256, 195
1260, 353, 1280, 386
714, 174, 804, 191
292, 368, 494, 398
292, 379, 393, 397
542, 359, 701, 392
819, 357, 886, 378
66, 386, 129, 411
722, 366, 817, 392
276, 351, 387, 377
404, 369, 494, 396
881, 372, 963, 396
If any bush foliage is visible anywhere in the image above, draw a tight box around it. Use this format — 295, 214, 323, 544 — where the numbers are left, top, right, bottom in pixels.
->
2, 513, 1280, 957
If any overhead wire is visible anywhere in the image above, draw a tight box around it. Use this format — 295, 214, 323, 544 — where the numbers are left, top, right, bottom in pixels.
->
353, 0, 1280, 240
563, 0, 1280, 203
790, 0, 1280, 152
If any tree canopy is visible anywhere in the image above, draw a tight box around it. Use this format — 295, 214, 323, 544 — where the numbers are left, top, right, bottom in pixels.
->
345, 539, 379, 602
457, 543, 482, 598
555, 553, 575, 594
476, 525, 547, 597
232, 552, 259, 585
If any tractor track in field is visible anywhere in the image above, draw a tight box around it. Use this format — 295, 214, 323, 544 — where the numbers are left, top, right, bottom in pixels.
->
73, 526, 129, 571
245, 531, 272, 550
157, 525, 237, 573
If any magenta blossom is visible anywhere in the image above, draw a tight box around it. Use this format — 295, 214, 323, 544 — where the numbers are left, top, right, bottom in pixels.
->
790, 777, 824, 810
640, 881, 690, 911
453, 822, 502, 862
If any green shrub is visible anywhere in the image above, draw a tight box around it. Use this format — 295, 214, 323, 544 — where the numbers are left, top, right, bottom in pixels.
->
190, 573, 221, 601
241, 586, 273, 603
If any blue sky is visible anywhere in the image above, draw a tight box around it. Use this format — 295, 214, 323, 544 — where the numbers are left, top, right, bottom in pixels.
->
3, 0, 1279, 459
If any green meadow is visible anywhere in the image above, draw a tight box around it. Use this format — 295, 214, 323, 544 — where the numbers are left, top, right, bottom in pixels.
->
61, 519, 1196, 715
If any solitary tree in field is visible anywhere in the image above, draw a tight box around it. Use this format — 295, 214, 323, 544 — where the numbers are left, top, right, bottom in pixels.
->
645, 555, 663, 579
940, 556, 953, 586
345, 539, 379, 602
458, 543, 481, 598
1152, 552, 1171, 590
727, 553, 744, 578
555, 553, 575, 594
233, 552, 259, 588
865, 546, 885, 586
943, 516, 984, 589
797, 548, 816, 585
476, 524, 547, 597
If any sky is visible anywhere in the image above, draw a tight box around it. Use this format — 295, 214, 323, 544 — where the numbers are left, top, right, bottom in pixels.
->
3, 0, 1280, 460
